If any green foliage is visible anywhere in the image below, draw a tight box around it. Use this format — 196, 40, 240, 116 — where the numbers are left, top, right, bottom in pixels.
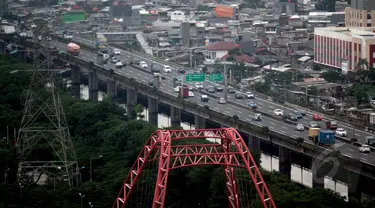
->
197, 5, 210, 11
321, 71, 345, 83
240, 0, 265, 9
315, 0, 336, 12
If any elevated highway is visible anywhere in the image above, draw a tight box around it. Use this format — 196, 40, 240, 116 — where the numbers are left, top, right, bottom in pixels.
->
4, 36, 375, 201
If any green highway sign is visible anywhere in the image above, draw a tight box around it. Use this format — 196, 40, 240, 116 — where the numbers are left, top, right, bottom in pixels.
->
209, 74, 224, 82
185, 73, 205, 82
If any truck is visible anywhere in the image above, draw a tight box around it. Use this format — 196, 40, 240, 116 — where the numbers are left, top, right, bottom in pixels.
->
180, 87, 189, 98
317, 130, 335, 147
96, 34, 107, 49
66, 43, 80, 56
179, 87, 194, 98
3, 26, 15, 34
308, 127, 320, 140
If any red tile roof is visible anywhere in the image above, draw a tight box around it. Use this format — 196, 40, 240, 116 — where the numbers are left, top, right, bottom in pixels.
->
220, 53, 255, 63
205, 42, 238, 51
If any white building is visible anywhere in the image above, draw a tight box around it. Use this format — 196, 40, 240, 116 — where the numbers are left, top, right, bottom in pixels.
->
203, 42, 238, 64
170, 10, 186, 21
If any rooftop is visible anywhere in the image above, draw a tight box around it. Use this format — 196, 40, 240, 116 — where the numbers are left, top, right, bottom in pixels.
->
315, 27, 375, 37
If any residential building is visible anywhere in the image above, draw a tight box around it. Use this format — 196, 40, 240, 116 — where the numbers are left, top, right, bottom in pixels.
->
203, 42, 238, 63
345, 0, 375, 27
170, 10, 186, 21
314, 27, 375, 73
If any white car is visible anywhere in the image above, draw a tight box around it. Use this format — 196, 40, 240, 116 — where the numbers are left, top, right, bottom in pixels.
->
218, 98, 226, 104
115, 61, 123, 68
335, 128, 347, 137
174, 86, 181, 93
359, 144, 371, 153
295, 124, 304, 131
163, 65, 172, 73
114, 49, 121, 55
194, 83, 203, 89
140, 61, 148, 68
273, 109, 283, 116
111, 57, 118, 63
245, 92, 254, 99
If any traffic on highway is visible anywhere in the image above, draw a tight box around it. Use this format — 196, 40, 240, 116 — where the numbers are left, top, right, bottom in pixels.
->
47, 39, 375, 165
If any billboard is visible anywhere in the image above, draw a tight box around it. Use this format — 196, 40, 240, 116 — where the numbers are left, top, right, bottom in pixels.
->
62, 11, 85, 23
214, 5, 234, 18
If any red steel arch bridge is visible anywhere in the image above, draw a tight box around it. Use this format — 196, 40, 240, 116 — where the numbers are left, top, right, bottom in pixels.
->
113, 128, 276, 208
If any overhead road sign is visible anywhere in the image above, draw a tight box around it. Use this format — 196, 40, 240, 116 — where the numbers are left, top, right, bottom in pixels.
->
209, 74, 224, 82
185, 73, 205, 82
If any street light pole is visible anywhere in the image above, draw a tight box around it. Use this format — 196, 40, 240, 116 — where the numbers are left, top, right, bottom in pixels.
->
224, 63, 228, 100
19, 183, 23, 197
90, 155, 103, 182
4, 168, 9, 184
79, 193, 85, 208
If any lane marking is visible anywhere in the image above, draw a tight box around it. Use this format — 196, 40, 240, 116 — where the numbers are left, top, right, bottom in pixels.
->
342, 153, 352, 158
224, 111, 230, 115
282, 126, 288, 129
270, 122, 276, 125
228, 107, 233, 110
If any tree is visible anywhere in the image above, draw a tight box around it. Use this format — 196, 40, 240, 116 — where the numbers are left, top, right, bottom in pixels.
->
315, 0, 336, 12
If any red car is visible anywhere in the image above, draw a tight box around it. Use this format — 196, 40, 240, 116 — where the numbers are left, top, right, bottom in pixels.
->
312, 114, 323, 121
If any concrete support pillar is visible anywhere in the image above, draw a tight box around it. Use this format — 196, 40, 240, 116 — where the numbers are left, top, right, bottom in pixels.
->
312, 162, 325, 189
348, 171, 361, 202
126, 89, 137, 119
106, 79, 117, 97
248, 135, 260, 151
71, 66, 81, 98
0, 41, 4, 55
88, 62, 98, 102
194, 115, 206, 129
279, 146, 291, 178
153, 73, 161, 89
170, 107, 181, 127
148, 97, 158, 126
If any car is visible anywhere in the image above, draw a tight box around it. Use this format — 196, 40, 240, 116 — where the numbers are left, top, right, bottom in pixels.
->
163, 65, 172, 73
177, 68, 186, 74
134, 60, 141, 65
100, 48, 108, 54
299, 110, 307, 116
194, 83, 203, 89
235, 93, 244, 99
287, 114, 298, 122
218, 98, 226, 104
245, 92, 254, 99
359, 144, 371, 153
312, 114, 323, 121
115, 61, 123, 68
174, 86, 180, 93
248, 101, 257, 108
140, 61, 148, 68
309, 121, 319, 128
293, 111, 303, 119
252, 113, 262, 121
201, 94, 209, 102
215, 86, 224, 92
295, 124, 304, 131
326, 120, 338, 130
111, 57, 119, 63
113, 49, 121, 55
151, 66, 160, 73
335, 128, 347, 137
228, 88, 235, 93
206, 87, 215, 93
273, 109, 283, 116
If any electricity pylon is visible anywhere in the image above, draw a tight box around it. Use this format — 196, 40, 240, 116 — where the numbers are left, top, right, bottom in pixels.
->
16, 19, 79, 187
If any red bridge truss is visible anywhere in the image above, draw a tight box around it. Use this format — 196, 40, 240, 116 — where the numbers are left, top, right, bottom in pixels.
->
113, 128, 276, 208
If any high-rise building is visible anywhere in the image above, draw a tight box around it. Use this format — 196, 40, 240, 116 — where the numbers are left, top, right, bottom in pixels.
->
345, 0, 375, 27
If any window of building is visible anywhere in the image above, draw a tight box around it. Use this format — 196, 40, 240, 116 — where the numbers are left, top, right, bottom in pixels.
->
373, 52, 375, 58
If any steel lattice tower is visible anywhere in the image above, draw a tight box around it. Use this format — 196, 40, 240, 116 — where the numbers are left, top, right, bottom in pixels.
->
16, 19, 79, 187
113, 128, 276, 208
